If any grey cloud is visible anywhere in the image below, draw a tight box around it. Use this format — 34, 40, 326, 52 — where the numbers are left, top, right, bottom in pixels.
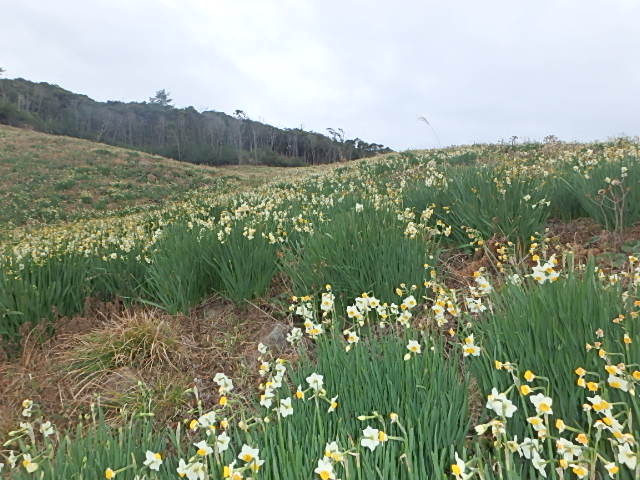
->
1, 0, 638, 150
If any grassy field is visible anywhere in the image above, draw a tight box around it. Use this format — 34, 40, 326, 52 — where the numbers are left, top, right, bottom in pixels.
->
1, 138, 640, 479
0, 125, 316, 231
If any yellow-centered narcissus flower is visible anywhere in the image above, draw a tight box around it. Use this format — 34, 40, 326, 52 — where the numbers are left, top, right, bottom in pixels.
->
530, 393, 553, 415
575, 433, 588, 445
22, 454, 38, 473
571, 464, 588, 478
451, 452, 467, 478
143, 451, 163, 471
605, 463, 619, 476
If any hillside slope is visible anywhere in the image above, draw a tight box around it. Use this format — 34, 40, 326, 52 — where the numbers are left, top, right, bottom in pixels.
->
0, 125, 293, 228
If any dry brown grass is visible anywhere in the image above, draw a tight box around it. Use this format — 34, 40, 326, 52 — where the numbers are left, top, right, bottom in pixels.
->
58, 311, 185, 402
0, 296, 293, 435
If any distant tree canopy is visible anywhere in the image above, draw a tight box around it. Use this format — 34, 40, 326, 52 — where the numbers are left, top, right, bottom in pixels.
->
0, 78, 391, 166
149, 89, 172, 107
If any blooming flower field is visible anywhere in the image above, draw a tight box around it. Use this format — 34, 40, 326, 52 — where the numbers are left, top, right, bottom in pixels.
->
1, 139, 640, 479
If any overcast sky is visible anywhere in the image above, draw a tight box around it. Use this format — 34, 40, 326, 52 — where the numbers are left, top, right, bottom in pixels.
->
2, 0, 639, 150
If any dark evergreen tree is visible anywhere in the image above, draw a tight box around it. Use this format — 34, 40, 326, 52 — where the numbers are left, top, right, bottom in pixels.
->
149, 89, 173, 107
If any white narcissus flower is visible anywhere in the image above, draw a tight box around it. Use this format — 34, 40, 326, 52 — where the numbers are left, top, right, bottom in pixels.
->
143, 451, 163, 471
19, 422, 33, 436
398, 310, 412, 327
509, 274, 522, 285
8, 451, 17, 468
306, 323, 324, 338
194, 440, 213, 457
286, 327, 303, 344
355, 297, 370, 313
344, 329, 360, 346
198, 411, 216, 428
475, 276, 493, 295
306, 373, 324, 392
486, 388, 517, 418
21, 454, 38, 473
21, 399, 33, 418
505, 436, 520, 454
529, 393, 553, 416
462, 343, 481, 357
451, 452, 472, 479
531, 452, 547, 478
279, 397, 294, 417
270, 375, 284, 390
556, 438, 582, 461
249, 456, 265, 473
608, 374, 630, 392
216, 431, 231, 453
519, 437, 541, 460
532, 264, 548, 284
605, 462, 620, 478
180, 460, 206, 480
466, 297, 487, 314
587, 395, 613, 416
462, 334, 481, 357
402, 295, 417, 309
177, 459, 189, 478
213, 373, 234, 393
367, 296, 380, 309
360, 426, 381, 451
617, 443, 637, 470
295, 304, 311, 319
314, 457, 336, 480
258, 361, 270, 376
346, 305, 361, 319
238, 444, 260, 463
260, 390, 274, 408
327, 396, 338, 413
406, 340, 421, 354
474, 422, 490, 435
570, 464, 589, 479
223, 461, 240, 479
320, 292, 335, 311
324, 441, 343, 462
527, 416, 546, 434
274, 362, 286, 376
39, 421, 54, 437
